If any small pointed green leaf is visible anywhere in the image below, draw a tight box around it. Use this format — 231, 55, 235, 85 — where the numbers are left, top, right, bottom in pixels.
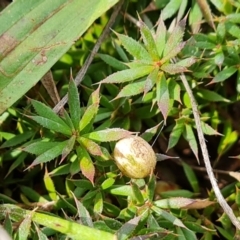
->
24, 141, 60, 155
156, 73, 170, 123
68, 79, 81, 130
16, 210, 32, 240
210, 66, 237, 84
31, 99, 71, 129
113, 40, 129, 62
88, 86, 100, 106
62, 110, 74, 130
168, 78, 181, 103
0, 131, 33, 148
114, 79, 146, 100
182, 161, 199, 193
131, 182, 144, 205
199, 122, 222, 136
77, 146, 95, 185
163, 17, 186, 58
101, 178, 115, 190
100, 66, 154, 84
115, 32, 152, 61
71, 191, 93, 227
27, 140, 68, 168
140, 122, 163, 142
78, 137, 103, 156
94, 192, 103, 215
144, 68, 159, 96
79, 103, 99, 133
98, 53, 128, 70
139, 20, 159, 60
61, 135, 76, 163
196, 89, 230, 102
82, 129, 134, 142
184, 124, 199, 163
161, 0, 182, 20
44, 168, 57, 201
167, 119, 185, 150
155, 17, 167, 57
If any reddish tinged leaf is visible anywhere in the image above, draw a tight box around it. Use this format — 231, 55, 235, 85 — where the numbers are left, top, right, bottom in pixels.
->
77, 147, 95, 185
78, 137, 103, 156
161, 63, 188, 74
163, 17, 186, 59
161, 42, 186, 64
156, 73, 169, 123
196, 0, 216, 30
82, 128, 134, 142
175, 57, 196, 68
144, 68, 158, 96
155, 197, 214, 209
99, 66, 154, 84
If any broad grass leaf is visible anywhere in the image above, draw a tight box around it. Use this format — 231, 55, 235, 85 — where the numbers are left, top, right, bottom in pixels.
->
79, 103, 99, 133
163, 17, 186, 59
115, 32, 152, 61
182, 161, 199, 193
144, 68, 158, 96
27, 140, 68, 168
24, 141, 62, 155
0, 131, 34, 148
78, 137, 102, 156
167, 119, 185, 150
161, 0, 182, 20
156, 73, 170, 123
77, 147, 95, 185
60, 135, 76, 163
68, 80, 81, 130
29, 115, 72, 135
196, 89, 230, 102
114, 79, 146, 100
98, 53, 128, 70
210, 66, 237, 84
139, 20, 159, 60
31, 99, 70, 128
82, 129, 134, 142
44, 169, 57, 201
161, 63, 188, 74
155, 17, 166, 57
100, 66, 154, 84
184, 124, 199, 163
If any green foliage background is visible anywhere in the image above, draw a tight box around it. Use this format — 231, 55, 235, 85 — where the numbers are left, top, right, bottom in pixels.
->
1, 0, 240, 239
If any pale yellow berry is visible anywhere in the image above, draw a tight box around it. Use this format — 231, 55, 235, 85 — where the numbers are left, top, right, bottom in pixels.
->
113, 136, 156, 178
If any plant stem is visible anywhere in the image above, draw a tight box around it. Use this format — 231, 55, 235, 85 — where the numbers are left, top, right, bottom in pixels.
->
53, 0, 124, 114
179, 72, 240, 229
